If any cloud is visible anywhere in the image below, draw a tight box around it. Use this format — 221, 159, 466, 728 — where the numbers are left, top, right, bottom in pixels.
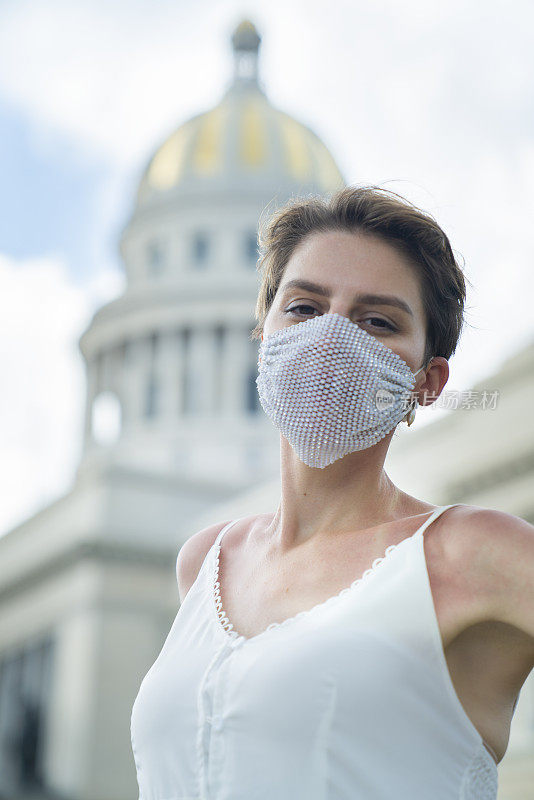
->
1, 0, 532, 172
0, 252, 124, 537
0, 0, 235, 169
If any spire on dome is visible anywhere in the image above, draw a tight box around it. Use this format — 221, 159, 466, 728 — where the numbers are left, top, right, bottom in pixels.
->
230, 19, 261, 87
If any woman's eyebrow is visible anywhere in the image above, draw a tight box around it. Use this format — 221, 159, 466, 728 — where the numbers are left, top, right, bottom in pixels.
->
280, 279, 414, 317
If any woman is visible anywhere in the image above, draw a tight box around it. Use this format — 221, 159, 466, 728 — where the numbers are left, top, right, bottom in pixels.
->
130, 185, 534, 800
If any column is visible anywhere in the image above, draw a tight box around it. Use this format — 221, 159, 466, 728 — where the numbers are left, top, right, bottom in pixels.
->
154, 329, 183, 422
83, 355, 99, 446
184, 327, 218, 416
206, 327, 220, 415
213, 325, 225, 416
122, 336, 152, 429
219, 325, 251, 417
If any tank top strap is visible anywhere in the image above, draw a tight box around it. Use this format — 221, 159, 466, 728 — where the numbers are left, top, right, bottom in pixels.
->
413, 503, 461, 539
213, 518, 243, 549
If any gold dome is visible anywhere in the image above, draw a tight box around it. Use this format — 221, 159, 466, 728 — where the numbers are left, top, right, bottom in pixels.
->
136, 20, 345, 204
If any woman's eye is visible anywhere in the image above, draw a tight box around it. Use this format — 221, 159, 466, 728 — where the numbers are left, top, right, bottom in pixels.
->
286, 305, 318, 316
362, 317, 396, 331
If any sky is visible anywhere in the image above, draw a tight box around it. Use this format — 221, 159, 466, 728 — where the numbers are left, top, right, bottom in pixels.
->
1, 0, 533, 535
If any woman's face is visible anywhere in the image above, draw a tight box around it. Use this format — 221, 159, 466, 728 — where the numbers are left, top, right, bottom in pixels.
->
263, 229, 431, 377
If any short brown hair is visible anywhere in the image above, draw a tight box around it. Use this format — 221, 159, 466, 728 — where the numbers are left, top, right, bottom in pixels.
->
250, 185, 469, 366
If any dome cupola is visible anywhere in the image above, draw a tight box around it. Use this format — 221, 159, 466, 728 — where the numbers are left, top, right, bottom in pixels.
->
135, 19, 345, 205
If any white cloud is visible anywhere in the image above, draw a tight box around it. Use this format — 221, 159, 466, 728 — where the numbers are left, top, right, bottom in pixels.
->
1, 0, 532, 172
0, 253, 124, 537
0, 0, 237, 168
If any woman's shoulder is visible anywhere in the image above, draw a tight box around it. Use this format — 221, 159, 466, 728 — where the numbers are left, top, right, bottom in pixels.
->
176, 519, 232, 603
423, 502, 528, 564
175, 513, 268, 603
440, 504, 534, 627
440, 503, 533, 554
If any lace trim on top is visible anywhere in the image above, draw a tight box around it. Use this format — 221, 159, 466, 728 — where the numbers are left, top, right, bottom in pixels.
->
212, 534, 401, 642
212, 540, 242, 640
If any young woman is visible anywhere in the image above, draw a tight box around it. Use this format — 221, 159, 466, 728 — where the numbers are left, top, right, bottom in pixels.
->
131, 186, 534, 800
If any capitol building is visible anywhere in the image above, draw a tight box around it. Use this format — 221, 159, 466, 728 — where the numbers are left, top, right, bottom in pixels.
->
0, 18, 532, 800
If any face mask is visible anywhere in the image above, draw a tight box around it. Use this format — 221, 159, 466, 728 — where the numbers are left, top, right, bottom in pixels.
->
256, 312, 427, 469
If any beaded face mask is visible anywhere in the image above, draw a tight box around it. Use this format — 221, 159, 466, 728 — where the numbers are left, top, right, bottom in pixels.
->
256, 312, 425, 469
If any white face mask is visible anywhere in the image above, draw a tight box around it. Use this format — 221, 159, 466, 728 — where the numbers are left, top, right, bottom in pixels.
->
256, 312, 427, 469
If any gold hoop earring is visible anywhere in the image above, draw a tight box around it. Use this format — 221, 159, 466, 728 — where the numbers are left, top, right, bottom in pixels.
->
406, 397, 418, 426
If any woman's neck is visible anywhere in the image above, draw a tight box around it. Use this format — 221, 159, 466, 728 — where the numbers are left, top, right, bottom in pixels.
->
271, 437, 408, 552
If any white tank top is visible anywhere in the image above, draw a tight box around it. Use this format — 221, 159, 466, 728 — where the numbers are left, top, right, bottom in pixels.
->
130, 504, 499, 799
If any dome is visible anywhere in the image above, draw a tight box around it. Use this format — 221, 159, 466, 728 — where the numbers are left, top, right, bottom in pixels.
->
136, 20, 345, 204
